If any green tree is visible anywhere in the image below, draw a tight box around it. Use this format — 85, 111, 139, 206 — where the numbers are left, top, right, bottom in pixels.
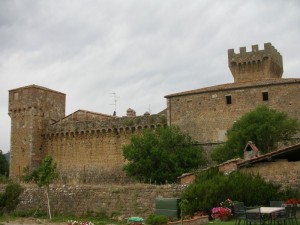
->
23, 155, 58, 220
0, 150, 9, 177
212, 105, 299, 163
123, 126, 204, 184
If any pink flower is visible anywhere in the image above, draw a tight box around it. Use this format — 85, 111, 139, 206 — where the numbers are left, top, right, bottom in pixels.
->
211, 207, 232, 220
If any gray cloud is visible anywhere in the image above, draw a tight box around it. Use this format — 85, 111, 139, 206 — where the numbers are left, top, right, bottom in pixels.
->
1, 0, 300, 152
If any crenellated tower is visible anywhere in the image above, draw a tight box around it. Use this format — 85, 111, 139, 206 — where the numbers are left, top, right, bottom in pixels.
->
228, 42, 283, 83
8, 85, 66, 179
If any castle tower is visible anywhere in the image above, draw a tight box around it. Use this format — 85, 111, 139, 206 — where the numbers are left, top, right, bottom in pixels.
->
8, 85, 66, 179
228, 43, 283, 83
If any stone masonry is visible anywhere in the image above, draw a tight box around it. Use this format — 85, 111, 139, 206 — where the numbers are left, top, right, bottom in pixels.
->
228, 43, 283, 83
0, 183, 184, 219
8, 85, 167, 183
8, 86, 66, 179
165, 43, 300, 149
239, 159, 300, 190
8, 42, 300, 184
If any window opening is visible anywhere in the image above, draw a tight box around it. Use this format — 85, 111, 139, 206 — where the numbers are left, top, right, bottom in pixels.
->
262, 92, 269, 101
226, 95, 232, 104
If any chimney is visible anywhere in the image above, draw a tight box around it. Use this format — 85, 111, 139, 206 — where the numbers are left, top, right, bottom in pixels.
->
126, 108, 136, 117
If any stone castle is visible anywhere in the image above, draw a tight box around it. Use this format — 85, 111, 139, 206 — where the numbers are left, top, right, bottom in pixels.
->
9, 88, 167, 183
165, 43, 300, 149
9, 42, 300, 183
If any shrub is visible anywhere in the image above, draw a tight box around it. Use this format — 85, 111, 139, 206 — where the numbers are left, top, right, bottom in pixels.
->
0, 182, 23, 213
145, 214, 168, 225
180, 169, 290, 217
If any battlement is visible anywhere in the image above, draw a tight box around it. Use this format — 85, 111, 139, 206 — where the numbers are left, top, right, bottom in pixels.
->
43, 114, 167, 137
228, 43, 283, 83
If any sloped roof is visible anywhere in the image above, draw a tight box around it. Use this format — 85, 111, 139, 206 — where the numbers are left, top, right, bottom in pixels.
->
165, 78, 300, 98
178, 143, 300, 181
238, 143, 300, 167
9, 84, 65, 95
53, 109, 115, 124
243, 141, 259, 152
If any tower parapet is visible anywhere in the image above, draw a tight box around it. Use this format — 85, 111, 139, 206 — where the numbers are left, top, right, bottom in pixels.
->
228, 43, 283, 83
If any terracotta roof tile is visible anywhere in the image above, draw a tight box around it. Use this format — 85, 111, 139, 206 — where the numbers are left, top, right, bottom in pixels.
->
165, 78, 300, 98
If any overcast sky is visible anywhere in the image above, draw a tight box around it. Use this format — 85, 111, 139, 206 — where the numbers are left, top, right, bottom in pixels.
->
1, 0, 300, 153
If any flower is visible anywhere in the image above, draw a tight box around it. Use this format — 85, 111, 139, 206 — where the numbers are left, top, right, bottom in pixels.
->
67, 220, 94, 225
220, 199, 233, 208
285, 198, 299, 205
211, 207, 232, 220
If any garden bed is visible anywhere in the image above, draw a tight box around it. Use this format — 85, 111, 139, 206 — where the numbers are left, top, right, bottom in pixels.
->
168, 216, 209, 225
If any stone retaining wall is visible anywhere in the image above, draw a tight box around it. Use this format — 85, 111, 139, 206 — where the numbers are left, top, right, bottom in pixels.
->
239, 159, 300, 190
11, 183, 184, 220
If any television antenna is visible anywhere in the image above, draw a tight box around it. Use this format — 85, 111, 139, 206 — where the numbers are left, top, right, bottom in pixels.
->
110, 92, 120, 116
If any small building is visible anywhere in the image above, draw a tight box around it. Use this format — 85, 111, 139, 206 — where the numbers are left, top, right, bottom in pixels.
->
179, 143, 300, 189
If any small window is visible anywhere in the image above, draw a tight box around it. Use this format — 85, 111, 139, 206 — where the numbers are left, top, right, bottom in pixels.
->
262, 92, 269, 101
14, 92, 19, 100
187, 100, 192, 108
226, 95, 232, 104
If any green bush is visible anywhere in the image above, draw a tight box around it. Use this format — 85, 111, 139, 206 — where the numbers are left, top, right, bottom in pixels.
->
0, 192, 5, 216
146, 214, 168, 225
0, 183, 23, 213
180, 169, 296, 217
0, 175, 10, 184
0, 193, 5, 208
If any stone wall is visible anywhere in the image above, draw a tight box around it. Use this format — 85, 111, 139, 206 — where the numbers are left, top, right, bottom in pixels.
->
44, 115, 167, 184
167, 80, 300, 145
228, 43, 283, 82
14, 183, 184, 219
45, 132, 132, 184
9, 85, 66, 179
239, 159, 300, 190
178, 158, 300, 190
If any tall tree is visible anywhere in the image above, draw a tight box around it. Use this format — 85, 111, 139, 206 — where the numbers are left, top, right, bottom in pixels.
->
212, 105, 299, 163
23, 155, 58, 220
0, 150, 9, 177
123, 126, 204, 184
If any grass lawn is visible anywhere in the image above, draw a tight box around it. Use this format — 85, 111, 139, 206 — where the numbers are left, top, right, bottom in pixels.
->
210, 218, 300, 225
209, 219, 236, 225
1, 216, 300, 225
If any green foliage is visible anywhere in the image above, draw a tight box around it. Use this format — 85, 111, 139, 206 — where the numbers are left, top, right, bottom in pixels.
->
0, 176, 10, 184
123, 126, 204, 184
22, 155, 58, 220
10, 209, 47, 218
212, 105, 299, 163
0, 183, 23, 213
179, 199, 189, 219
146, 214, 168, 225
180, 169, 295, 217
0, 151, 9, 177
22, 155, 58, 188
278, 187, 300, 201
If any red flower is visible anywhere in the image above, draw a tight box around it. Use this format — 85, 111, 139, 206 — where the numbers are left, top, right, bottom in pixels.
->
285, 198, 299, 204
